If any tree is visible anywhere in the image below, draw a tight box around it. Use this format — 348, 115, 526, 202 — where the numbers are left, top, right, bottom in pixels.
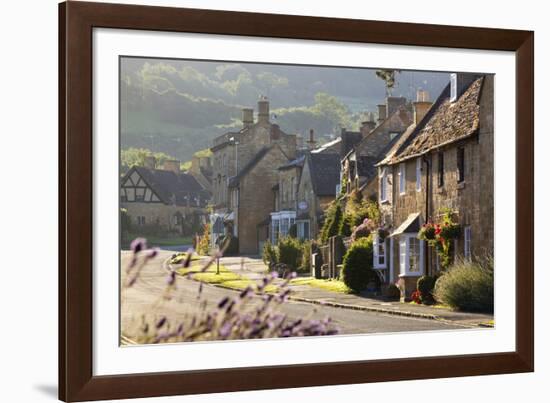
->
375, 69, 400, 96
319, 201, 343, 244
121, 147, 177, 169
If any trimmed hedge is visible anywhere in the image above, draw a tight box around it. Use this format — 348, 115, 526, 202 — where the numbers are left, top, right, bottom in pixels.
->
341, 237, 378, 293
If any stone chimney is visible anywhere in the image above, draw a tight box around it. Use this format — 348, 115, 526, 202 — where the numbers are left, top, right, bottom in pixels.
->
270, 124, 281, 140
413, 90, 432, 125
190, 156, 200, 174
307, 129, 316, 149
386, 96, 407, 117
377, 104, 387, 123
242, 108, 254, 128
360, 112, 376, 136
257, 97, 270, 124
163, 159, 180, 174
144, 155, 156, 169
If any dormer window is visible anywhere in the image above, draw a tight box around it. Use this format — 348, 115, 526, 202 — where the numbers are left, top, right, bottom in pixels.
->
450, 73, 458, 102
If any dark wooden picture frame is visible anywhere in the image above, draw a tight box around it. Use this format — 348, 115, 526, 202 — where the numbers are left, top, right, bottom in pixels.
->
59, 1, 534, 401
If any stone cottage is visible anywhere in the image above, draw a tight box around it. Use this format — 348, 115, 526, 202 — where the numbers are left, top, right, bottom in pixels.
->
120, 159, 211, 236
294, 152, 342, 240
374, 74, 494, 298
341, 96, 413, 201
210, 97, 297, 254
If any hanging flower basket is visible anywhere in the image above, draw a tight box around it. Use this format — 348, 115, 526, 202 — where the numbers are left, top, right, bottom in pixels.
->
418, 223, 436, 241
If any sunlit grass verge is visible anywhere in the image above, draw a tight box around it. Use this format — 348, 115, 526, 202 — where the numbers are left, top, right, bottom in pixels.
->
170, 252, 201, 265
177, 264, 278, 292
290, 277, 352, 294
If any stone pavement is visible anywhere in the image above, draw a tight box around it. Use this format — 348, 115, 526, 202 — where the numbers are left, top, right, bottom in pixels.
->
219, 255, 494, 328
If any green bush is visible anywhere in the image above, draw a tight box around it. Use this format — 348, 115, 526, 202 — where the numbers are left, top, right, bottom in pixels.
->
299, 240, 313, 273
434, 257, 494, 312
278, 236, 303, 270
262, 241, 278, 266
417, 275, 436, 304
341, 237, 377, 293
339, 213, 354, 237
319, 201, 343, 243
197, 223, 210, 255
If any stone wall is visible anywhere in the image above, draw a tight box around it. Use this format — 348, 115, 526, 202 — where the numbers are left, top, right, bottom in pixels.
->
121, 201, 207, 234
237, 146, 290, 254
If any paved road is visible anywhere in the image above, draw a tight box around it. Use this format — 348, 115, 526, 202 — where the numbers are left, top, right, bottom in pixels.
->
121, 250, 462, 341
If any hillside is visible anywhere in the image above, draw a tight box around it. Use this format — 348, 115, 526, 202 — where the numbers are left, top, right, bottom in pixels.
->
121, 57, 449, 161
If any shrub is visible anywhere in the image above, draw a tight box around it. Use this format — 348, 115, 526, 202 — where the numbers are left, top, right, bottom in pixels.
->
339, 213, 354, 237
417, 275, 437, 304
319, 201, 343, 243
288, 223, 297, 238
262, 241, 278, 266
299, 240, 313, 273
197, 223, 210, 255
434, 256, 494, 312
351, 218, 376, 242
382, 283, 401, 299
341, 237, 377, 293
278, 237, 302, 271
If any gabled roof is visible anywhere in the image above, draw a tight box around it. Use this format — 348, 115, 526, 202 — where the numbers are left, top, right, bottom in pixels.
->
390, 77, 484, 164
278, 154, 305, 170
126, 166, 210, 207
307, 153, 341, 197
376, 123, 417, 166
310, 137, 342, 154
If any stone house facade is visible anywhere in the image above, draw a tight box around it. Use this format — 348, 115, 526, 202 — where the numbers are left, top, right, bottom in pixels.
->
120, 160, 210, 237
295, 152, 341, 240
341, 97, 413, 202
374, 74, 494, 298
210, 98, 297, 254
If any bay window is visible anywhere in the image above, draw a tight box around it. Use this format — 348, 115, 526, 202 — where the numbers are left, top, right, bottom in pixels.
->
399, 234, 424, 276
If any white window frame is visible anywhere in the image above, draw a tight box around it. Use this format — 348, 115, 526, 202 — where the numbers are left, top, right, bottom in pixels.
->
379, 167, 388, 202
373, 234, 387, 269
398, 234, 424, 277
416, 158, 422, 192
399, 163, 406, 195
464, 226, 472, 260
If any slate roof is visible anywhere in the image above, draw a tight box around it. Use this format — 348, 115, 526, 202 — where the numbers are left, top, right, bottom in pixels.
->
278, 154, 305, 170
310, 137, 341, 154
128, 166, 210, 207
228, 146, 273, 188
355, 155, 379, 182
376, 123, 417, 166
308, 153, 341, 196
390, 77, 484, 164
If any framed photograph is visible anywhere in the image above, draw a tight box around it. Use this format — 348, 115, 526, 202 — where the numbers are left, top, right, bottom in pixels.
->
59, 1, 534, 401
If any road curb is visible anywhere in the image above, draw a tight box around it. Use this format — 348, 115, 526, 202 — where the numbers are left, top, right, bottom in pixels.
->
165, 257, 487, 327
